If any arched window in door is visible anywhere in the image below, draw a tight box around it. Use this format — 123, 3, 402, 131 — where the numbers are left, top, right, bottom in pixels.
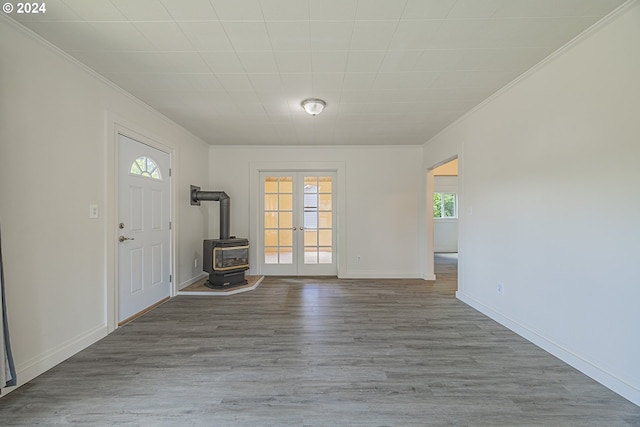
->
130, 156, 162, 180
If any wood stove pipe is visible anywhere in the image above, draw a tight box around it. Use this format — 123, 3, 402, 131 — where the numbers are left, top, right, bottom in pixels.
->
190, 185, 231, 240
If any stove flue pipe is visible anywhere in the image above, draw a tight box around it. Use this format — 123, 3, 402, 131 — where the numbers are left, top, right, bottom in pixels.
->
190, 185, 231, 240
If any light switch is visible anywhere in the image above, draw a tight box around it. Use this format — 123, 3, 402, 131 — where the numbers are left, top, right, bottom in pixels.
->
89, 204, 99, 219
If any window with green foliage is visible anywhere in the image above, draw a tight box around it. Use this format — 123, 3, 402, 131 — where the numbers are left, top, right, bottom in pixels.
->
434, 192, 457, 218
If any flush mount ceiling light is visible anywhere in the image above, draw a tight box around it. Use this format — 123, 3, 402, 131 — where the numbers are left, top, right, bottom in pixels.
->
301, 98, 326, 116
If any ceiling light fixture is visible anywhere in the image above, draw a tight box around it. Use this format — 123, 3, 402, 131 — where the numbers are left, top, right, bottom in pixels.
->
301, 98, 326, 116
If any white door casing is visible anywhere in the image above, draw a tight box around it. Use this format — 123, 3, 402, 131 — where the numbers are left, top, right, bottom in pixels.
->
118, 134, 171, 322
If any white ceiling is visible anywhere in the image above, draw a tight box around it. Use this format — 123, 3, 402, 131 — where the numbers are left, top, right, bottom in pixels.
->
12, 0, 626, 146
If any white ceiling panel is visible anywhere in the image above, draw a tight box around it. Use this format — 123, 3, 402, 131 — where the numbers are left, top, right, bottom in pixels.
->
201, 52, 244, 73
89, 22, 156, 51
236, 52, 279, 73
215, 74, 256, 92
11, 0, 627, 146
309, 22, 354, 51
274, 52, 312, 73
266, 22, 311, 51
62, 0, 127, 21
259, 0, 310, 21
134, 22, 195, 51
160, 0, 218, 20
110, 0, 172, 21
350, 21, 399, 51
402, 0, 457, 19
355, 0, 407, 20
311, 52, 349, 73
211, 0, 263, 20
178, 22, 234, 51
309, 0, 358, 21
222, 22, 272, 51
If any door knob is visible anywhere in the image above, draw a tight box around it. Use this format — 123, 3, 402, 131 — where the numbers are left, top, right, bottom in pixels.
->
292, 227, 297, 230
119, 236, 135, 242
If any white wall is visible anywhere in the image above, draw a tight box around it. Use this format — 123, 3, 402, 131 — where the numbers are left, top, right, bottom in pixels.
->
208, 146, 424, 278
434, 176, 458, 253
0, 17, 209, 392
423, 3, 640, 405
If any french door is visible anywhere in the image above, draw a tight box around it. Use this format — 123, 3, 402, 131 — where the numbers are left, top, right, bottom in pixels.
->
259, 171, 337, 276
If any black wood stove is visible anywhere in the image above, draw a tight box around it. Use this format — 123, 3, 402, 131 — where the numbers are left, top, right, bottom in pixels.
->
203, 238, 249, 288
191, 185, 249, 289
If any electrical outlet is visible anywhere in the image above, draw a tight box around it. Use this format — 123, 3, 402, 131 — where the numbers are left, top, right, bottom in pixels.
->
497, 282, 504, 295
356, 255, 361, 263
89, 204, 99, 219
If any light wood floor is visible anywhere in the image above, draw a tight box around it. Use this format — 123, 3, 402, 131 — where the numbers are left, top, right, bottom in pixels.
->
1, 254, 639, 426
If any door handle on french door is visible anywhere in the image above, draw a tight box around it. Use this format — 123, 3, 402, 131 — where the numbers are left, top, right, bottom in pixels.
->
119, 236, 135, 242
292, 227, 297, 230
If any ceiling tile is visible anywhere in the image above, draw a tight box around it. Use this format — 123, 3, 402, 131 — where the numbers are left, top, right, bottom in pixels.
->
350, 21, 398, 50
211, 0, 264, 20
402, 0, 456, 19
309, 0, 358, 20
111, 0, 173, 21
260, 0, 310, 20
388, 20, 441, 50
61, 0, 127, 21
445, 0, 506, 19
312, 52, 349, 73
250, 74, 285, 91
89, 22, 156, 51
222, 22, 272, 51
312, 74, 345, 92
236, 52, 279, 73
179, 22, 234, 51
346, 51, 386, 72
355, 0, 407, 20
215, 74, 256, 92
274, 52, 312, 73
201, 52, 245, 73
134, 22, 195, 51
266, 22, 311, 51
341, 73, 376, 92
160, 0, 219, 20
280, 73, 313, 96
378, 51, 420, 73
309, 22, 354, 51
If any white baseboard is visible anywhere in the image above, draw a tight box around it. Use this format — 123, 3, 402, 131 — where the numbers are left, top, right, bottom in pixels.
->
456, 291, 640, 407
2, 324, 108, 397
178, 272, 208, 291
340, 272, 424, 279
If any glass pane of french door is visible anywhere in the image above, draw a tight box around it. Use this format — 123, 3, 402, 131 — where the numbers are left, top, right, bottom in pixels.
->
263, 175, 295, 273
303, 176, 332, 265
260, 171, 336, 275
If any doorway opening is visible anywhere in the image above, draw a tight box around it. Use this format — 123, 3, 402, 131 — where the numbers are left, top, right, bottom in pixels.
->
426, 157, 459, 285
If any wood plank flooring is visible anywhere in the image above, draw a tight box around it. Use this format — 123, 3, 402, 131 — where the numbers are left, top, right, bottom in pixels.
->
1, 254, 639, 426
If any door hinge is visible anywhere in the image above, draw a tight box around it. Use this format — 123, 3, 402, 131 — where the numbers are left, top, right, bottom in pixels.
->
169, 221, 172, 230
169, 274, 172, 283
169, 168, 172, 177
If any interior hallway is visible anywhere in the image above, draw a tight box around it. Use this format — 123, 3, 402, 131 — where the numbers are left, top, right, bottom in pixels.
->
0, 256, 638, 426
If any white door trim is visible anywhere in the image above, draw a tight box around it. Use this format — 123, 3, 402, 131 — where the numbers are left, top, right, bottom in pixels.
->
105, 112, 177, 333
249, 161, 346, 278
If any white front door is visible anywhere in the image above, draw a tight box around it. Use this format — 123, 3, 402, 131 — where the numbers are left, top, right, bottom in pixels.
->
118, 134, 171, 323
259, 171, 337, 276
